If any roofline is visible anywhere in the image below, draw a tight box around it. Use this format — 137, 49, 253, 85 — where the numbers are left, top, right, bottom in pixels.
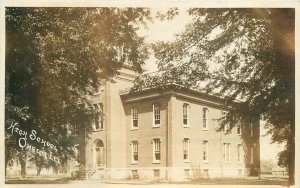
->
120, 84, 240, 108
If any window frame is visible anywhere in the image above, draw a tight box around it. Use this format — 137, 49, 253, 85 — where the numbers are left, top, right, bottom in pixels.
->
237, 118, 242, 135
224, 143, 231, 163
131, 107, 138, 130
202, 107, 209, 130
131, 140, 138, 164
237, 144, 242, 164
183, 138, 190, 162
183, 103, 189, 127
202, 140, 209, 163
250, 123, 254, 137
93, 103, 104, 131
152, 138, 161, 163
250, 145, 254, 164
153, 104, 161, 127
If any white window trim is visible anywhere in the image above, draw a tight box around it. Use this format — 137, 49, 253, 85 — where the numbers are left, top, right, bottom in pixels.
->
183, 103, 189, 128
131, 107, 138, 130
250, 123, 254, 137
152, 138, 161, 163
93, 103, 104, 131
203, 140, 209, 163
221, 110, 228, 133
202, 107, 209, 130
224, 143, 231, 163
131, 141, 138, 164
183, 138, 190, 163
250, 146, 254, 164
237, 118, 242, 135
152, 104, 161, 128
237, 144, 242, 164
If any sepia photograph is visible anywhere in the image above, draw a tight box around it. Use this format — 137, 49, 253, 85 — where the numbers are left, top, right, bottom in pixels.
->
3, 4, 296, 187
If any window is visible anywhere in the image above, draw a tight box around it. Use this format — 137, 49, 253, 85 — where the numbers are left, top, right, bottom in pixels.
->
250, 146, 254, 164
183, 104, 189, 127
203, 140, 208, 163
183, 138, 190, 162
132, 107, 138, 129
131, 141, 138, 164
221, 110, 228, 133
73, 144, 80, 164
152, 138, 161, 163
153, 104, 160, 127
184, 169, 190, 178
237, 144, 242, 163
132, 170, 139, 179
93, 103, 103, 130
237, 119, 241, 135
238, 169, 243, 176
250, 123, 253, 137
203, 169, 209, 178
202, 107, 208, 130
224, 143, 231, 163
153, 169, 160, 177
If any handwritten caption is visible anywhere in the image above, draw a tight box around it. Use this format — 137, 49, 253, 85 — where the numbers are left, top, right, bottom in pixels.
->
7, 122, 61, 165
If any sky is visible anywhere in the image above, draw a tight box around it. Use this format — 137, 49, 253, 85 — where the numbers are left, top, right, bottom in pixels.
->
138, 8, 284, 163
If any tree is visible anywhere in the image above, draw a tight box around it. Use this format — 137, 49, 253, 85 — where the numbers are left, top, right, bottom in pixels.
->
5, 7, 150, 176
260, 159, 275, 174
133, 8, 294, 185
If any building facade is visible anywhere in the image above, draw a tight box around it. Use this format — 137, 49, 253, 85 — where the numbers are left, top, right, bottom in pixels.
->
81, 66, 260, 180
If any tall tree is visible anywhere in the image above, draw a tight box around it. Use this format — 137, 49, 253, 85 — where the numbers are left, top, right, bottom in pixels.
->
5, 7, 150, 176
133, 8, 294, 185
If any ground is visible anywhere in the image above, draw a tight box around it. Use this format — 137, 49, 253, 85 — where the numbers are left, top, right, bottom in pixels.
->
5, 174, 289, 187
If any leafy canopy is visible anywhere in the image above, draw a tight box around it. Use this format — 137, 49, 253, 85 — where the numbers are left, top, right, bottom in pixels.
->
5, 7, 151, 171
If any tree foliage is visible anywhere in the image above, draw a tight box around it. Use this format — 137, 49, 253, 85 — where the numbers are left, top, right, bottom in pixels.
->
133, 8, 294, 184
5, 7, 150, 175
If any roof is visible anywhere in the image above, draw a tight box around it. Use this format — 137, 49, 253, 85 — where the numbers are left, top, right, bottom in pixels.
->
120, 83, 239, 109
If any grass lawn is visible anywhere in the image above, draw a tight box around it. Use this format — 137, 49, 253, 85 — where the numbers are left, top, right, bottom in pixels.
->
5, 175, 288, 186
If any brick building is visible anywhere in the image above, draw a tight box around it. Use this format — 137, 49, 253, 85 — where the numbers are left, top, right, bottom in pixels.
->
79, 65, 260, 180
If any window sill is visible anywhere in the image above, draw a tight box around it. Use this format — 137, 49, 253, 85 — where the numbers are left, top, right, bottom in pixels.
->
131, 127, 139, 131
203, 161, 209, 164
152, 161, 161, 164
183, 160, 190, 163
131, 162, 138, 165
183, 125, 189, 128
152, 125, 161, 128
202, 128, 209, 131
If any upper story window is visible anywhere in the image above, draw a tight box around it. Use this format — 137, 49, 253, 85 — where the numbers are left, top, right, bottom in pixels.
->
237, 144, 242, 163
221, 110, 228, 133
183, 138, 190, 162
152, 138, 161, 163
183, 103, 189, 127
93, 103, 103, 130
237, 118, 242, 135
203, 140, 209, 163
153, 104, 160, 127
131, 107, 138, 129
131, 141, 138, 164
250, 145, 254, 164
224, 143, 231, 163
250, 123, 254, 137
202, 107, 208, 130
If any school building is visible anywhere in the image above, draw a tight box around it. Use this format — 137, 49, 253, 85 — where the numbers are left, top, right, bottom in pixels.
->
76, 65, 260, 180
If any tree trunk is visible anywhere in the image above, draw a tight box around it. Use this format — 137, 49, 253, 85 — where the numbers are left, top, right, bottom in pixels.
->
19, 156, 26, 178
37, 166, 42, 176
5, 160, 8, 177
